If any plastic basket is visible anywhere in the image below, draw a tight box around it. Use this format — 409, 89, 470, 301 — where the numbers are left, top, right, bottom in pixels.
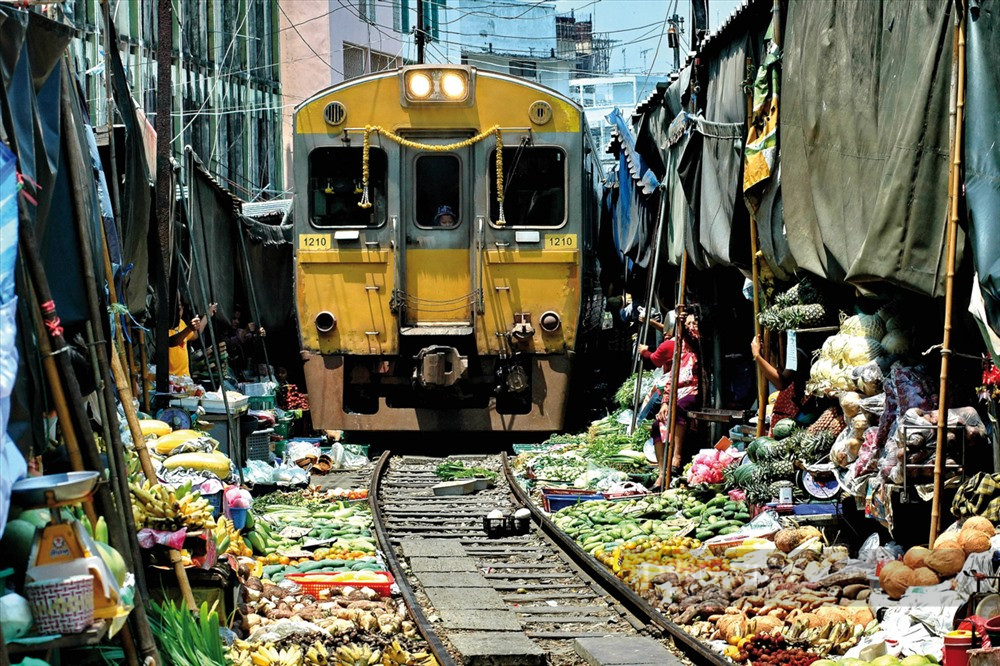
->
229, 507, 247, 530
284, 571, 394, 597
247, 428, 274, 461
205, 491, 224, 518
25, 574, 95, 634
273, 417, 294, 438
482, 515, 530, 536
543, 492, 605, 513
248, 394, 276, 411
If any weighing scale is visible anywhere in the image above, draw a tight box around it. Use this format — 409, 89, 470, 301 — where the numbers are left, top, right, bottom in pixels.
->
156, 406, 193, 431
11, 472, 122, 620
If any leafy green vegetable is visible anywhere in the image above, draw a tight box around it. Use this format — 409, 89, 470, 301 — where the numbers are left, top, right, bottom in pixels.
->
435, 461, 497, 481
148, 598, 226, 666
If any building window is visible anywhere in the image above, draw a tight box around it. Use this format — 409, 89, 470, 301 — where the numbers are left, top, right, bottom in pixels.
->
344, 43, 368, 79
415, 155, 460, 228
309, 147, 387, 227
359, 0, 375, 22
370, 50, 399, 72
509, 60, 537, 79
489, 147, 566, 227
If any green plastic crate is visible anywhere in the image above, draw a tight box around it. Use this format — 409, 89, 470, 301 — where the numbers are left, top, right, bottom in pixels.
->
248, 394, 276, 411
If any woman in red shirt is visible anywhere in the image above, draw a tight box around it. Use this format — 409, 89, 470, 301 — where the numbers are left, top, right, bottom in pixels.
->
638, 313, 700, 489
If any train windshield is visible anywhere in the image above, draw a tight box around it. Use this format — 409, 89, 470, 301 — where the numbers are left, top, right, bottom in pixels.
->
308, 147, 387, 227
489, 147, 565, 227
415, 154, 461, 228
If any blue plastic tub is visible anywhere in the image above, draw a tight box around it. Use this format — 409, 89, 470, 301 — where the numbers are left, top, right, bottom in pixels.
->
543, 493, 606, 513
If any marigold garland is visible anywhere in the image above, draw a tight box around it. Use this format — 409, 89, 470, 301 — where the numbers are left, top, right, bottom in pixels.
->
358, 124, 506, 225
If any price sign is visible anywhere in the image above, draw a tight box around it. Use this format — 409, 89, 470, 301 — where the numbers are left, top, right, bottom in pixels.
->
544, 234, 577, 249
299, 234, 331, 250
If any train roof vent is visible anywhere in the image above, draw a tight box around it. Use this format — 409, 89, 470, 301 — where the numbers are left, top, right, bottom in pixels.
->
324, 101, 347, 126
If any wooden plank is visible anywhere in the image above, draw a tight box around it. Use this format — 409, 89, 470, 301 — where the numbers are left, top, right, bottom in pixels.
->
501, 593, 598, 602
479, 562, 563, 569
492, 583, 592, 590
484, 572, 576, 579
514, 606, 608, 614
520, 615, 610, 624
526, 632, 616, 639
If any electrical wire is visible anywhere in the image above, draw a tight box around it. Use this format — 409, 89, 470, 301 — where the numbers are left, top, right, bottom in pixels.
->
276, 1, 346, 76
637, 0, 676, 99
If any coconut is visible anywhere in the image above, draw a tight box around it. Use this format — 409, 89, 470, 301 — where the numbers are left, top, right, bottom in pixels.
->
959, 528, 991, 555
963, 516, 996, 537
934, 532, 961, 550
845, 603, 874, 627
879, 563, 914, 600
925, 548, 966, 577
903, 546, 931, 570
815, 606, 849, 625
910, 567, 941, 587
750, 615, 782, 634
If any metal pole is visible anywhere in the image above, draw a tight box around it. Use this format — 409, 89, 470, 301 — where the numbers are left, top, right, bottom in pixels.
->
629, 187, 667, 434
184, 148, 242, 481
416, 0, 425, 64
235, 223, 275, 382
930, 6, 965, 546
154, 0, 173, 404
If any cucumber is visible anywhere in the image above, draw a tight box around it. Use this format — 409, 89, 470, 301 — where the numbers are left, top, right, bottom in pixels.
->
723, 501, 737, 512
695, 529, 714, 540
297, 560, 327, 573
735, 512, 751, 521
718, 526, 740, 535
706, 496, 727, 508
706, 507, 725, 517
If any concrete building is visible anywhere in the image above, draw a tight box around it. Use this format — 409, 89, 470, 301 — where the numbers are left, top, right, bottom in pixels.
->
278, 0, 428, 192
69, 0, 284, 201
569, 76, 638, 166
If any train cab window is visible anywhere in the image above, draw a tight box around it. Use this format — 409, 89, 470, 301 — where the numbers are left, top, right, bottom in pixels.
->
489, 147, 565, 227
415, 154, 460, 228
308, 147, 387, 227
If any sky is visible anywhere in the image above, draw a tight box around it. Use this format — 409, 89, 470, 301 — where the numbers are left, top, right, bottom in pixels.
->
552, 0, 744, 97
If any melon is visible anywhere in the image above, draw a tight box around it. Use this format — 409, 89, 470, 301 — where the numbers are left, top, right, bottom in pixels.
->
900, 656, 931, 666
0, 519, 36, 585
94, 541, 128, 586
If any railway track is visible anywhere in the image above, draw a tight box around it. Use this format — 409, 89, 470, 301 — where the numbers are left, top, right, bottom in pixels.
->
368, 451, 729, 666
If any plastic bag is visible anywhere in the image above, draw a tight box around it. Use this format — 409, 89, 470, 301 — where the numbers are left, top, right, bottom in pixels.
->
878, 435, 905, 485
850, 426, 881, 477
329, 442, 368, 469
225, 487, 251, 509
852, 362, 884, 396
831, 426, 861, 468
858, 532, 903, 566
248, 619, 330, 644
243, 459, 276, 485
274, 462, 309, 486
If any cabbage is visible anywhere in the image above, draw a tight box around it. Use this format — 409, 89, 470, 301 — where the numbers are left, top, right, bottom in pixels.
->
841, 336, 884, 367
841, 313, 885, 340
0, 593, 32, 639
880, 329, 910, 355
811, 357, 835, 381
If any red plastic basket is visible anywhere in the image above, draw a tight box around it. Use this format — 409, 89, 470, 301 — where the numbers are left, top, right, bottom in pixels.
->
285, 571, 394, 597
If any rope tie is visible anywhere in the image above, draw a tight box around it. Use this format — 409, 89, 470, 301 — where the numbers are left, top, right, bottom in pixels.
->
40, 300, 63, 338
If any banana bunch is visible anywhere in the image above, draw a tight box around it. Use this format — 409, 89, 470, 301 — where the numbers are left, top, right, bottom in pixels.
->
380, 641, 436, 666
304, 641, 330, 665
783, 618, 871, 654
334, 644, 380, 666
129, 478, 216, 531
228, 640, 303, 666
215, 517, 252, 556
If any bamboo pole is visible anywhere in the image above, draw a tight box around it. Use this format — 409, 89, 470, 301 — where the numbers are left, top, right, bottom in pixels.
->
139, 328, 151, 413
663, 252, 689, 487
930, 9, 966, 546
27, 296, 98, 528
745, 56, 768, 437
17, 194, 158, 664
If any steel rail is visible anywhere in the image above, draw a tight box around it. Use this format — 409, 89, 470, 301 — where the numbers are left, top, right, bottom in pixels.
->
368, 451, 458, 666
501, 452, 729, 666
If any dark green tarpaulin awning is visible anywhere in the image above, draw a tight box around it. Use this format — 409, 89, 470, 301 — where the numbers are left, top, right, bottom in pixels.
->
781, 0, 957, 297
965, 0, 1000, 337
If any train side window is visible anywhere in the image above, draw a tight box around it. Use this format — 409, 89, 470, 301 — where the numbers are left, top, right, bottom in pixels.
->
308, 147, 387, 227
489, 147, 565, 227
415, 154, 460, 228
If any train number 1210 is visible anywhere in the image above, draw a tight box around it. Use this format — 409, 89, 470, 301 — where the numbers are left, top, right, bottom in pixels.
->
299, 234, 331, 250
544, 234, 577, 249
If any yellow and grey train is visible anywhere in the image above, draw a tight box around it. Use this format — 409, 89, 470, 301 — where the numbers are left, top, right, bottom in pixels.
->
293, 65, 603, 432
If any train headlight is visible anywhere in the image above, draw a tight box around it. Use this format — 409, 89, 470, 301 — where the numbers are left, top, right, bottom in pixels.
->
540, 311, 562, 333
400, 66, 475, 105
441, 72, 466, 99
407, 72, 433, 99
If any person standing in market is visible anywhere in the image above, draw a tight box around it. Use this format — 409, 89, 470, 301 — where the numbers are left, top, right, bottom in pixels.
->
643, 311, 700, 489
751, 330, 811, 433
169, 299, 216, 377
